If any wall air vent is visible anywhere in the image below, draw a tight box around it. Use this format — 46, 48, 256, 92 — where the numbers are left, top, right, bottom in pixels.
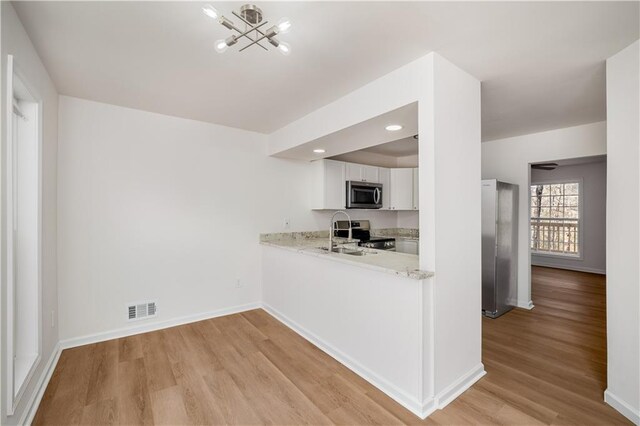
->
127, 301, 157, 321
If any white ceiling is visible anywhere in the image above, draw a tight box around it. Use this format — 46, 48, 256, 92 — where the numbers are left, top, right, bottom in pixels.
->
362, 136, 418, 157
14, 1, 639, 141
534, 154, 607, 167
278, 102, 418, 161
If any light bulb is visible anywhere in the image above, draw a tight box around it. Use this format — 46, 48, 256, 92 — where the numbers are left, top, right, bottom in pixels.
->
276, 17, 292, 34
202, 4, 219, 19
214, 39, 228, 53
385, 124, 403, 131
277, 42, 291, 55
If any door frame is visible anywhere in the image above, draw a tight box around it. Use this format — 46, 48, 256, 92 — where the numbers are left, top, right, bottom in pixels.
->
4, 54, 44, 415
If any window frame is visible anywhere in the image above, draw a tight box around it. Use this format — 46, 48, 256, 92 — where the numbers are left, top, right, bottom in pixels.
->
529, 177, 584, 260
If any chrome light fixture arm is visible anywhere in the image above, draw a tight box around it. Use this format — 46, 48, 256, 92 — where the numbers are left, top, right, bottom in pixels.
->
203, 3, 291, 54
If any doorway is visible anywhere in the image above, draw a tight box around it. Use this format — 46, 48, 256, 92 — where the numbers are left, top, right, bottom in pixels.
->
526, 155, 608, 396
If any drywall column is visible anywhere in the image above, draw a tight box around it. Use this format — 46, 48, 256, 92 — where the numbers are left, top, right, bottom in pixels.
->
418, 54, 484, 408
605, 39, 640, 425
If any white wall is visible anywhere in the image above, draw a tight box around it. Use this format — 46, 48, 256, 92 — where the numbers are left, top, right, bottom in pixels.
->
481, 121, 607, 307
531, 159, 607, 274
56, 96, 399, 342
397, 211, 419, 229
605, 40, 639, 425
1, 3, 59, 424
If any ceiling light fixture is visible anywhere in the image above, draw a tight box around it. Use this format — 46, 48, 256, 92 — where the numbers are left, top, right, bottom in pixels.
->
203, 3, 292, 54
385, 124, 403, 131
313, 149, 326, 153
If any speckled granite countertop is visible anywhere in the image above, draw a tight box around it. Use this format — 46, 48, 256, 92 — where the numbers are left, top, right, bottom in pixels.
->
371, 228, 419, 240
259, 233, 433, 280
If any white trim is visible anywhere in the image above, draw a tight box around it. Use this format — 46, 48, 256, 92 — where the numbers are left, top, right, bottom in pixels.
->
605, 389, 640, 425
261, 302, 426, 418
518, 300, 535, 310
60, 302, 261, 349
531, 262, 606, 275
19, 343, 62, 426
6, 53, 17, 416
532, 250, 581, 260
5, 55, 46, 414
12, 354, 42, 414
420, 398, 437, 419
435, 363, 486, 409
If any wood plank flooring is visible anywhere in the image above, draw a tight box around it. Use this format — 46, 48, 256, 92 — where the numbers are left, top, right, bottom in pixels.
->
33, 266, 632, 425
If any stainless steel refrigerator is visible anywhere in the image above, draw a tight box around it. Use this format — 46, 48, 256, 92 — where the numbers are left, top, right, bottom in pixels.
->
482, 179, 518, 318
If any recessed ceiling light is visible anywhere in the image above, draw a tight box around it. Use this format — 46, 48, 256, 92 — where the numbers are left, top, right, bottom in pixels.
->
313, 149, 326, 153
385, 124, 403, 131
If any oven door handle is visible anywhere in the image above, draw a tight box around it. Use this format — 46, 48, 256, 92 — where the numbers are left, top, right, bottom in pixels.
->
373, 187, 381, 204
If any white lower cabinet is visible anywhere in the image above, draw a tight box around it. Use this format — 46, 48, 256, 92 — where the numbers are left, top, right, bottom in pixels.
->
395, 239, 419, 255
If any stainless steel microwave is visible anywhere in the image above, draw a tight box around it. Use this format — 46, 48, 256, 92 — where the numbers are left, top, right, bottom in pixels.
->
346, 181, 383, 209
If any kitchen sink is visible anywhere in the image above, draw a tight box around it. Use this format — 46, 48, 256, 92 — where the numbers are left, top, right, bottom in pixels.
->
318, 247, 375, 256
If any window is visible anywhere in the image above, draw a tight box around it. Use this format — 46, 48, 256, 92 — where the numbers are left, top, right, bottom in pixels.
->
530, 182, 580, 256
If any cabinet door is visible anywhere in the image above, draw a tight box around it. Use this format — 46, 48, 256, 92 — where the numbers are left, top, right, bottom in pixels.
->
389, 168, 414, 210
379, 168, 390, 209
324, 160, 346, 209
362, 165, 379, 183
396, 239, 419, 255
345, 163, 363, 182
412, 168, 419, 210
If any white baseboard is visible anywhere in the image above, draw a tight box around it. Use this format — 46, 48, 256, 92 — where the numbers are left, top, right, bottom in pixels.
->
19, 342, 63, 426
532, 262, 606, 275
60, 302, 261, 349
261, 303, 425, 418
435, 363, 486, 409
605, 389, 640, 425
420, 398, 437, 419
518, 300, 534, 310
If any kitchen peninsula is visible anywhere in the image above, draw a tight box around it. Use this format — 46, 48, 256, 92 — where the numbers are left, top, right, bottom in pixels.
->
260, 228, 435, 417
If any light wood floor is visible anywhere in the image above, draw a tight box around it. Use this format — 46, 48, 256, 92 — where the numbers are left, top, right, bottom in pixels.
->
34, 266, 631, 425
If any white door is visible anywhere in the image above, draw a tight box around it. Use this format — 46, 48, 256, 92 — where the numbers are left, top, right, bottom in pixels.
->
362, 165, 379, 183
389, 168, 414, 210
379, 167, 391, 209
324, 160, 346, 209
412, 168, 419, 210
345, 163, 363, 181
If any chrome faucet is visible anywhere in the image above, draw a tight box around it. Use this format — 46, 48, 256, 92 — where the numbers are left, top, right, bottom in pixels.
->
329, 211, 352, 252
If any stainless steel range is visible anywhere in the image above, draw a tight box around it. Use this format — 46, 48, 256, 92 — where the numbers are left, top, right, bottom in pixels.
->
333, 220, 396, 250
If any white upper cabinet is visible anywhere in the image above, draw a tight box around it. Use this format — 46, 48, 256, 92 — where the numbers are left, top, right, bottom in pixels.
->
346, 163, 379, 183
310, 160, 417, 211
389, 168, 414, 210
311, 159, 345, 210
362, 165, 379, 183
379, 167, 391, 210
412, 168, 419, 210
